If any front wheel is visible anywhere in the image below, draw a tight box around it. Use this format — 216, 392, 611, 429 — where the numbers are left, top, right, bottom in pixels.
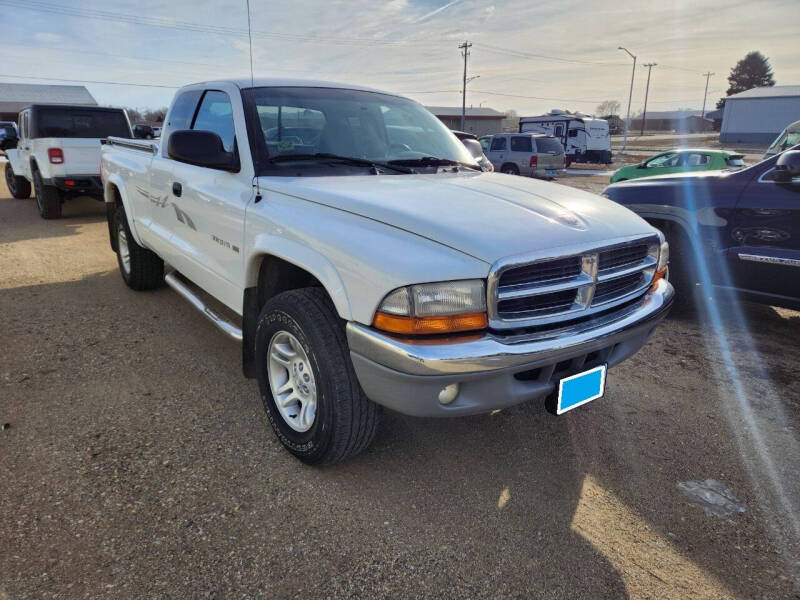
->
32, 169, 61, 219
5, 163, 31, 199
255, 288, 380, 465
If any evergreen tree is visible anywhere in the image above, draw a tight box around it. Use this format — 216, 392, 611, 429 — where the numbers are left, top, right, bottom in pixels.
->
717, 51, 775, 109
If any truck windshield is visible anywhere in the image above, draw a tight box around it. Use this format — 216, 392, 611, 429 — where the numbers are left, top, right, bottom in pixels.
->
243, 87, 478, 174
35, 108, 130, 139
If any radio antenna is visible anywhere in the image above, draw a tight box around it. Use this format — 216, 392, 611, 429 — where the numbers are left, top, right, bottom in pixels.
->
246, 0, 254, 86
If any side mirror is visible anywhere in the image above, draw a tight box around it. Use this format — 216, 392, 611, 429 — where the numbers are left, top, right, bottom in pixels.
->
167, 130, 239, 172
0, 135, 18, 150
774, 150, 800, 183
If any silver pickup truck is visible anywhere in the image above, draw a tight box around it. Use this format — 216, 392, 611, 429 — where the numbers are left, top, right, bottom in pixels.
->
101, 78, 674, 465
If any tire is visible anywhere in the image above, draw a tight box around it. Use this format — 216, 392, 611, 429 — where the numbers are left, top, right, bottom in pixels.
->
4, 163, 31, 199
113, 205, 164, 290
32, 169, 61, 219
662, 224, 699, 314
255, 288, 381, 465
500, 164, 519, 175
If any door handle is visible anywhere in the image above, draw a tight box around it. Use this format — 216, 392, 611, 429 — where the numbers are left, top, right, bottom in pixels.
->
172, 182, 182, 197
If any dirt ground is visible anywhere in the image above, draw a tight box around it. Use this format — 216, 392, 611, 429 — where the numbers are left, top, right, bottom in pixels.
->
1, 172, 800, 599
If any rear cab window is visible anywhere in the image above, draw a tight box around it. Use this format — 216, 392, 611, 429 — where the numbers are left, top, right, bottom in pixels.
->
33, 108, 130, 138
534, 137, 564, 154
510, 136, 533, 152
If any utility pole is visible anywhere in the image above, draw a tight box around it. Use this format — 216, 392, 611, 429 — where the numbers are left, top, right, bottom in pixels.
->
640, 62, 656, 136
459, 40, 472, 131
618, 46, 636, 153
701, 71, 714, 118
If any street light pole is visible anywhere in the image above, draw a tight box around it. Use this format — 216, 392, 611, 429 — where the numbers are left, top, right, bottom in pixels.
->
640, 62, 656, 136
701, 71, 714, 118
619, 46, 637, 153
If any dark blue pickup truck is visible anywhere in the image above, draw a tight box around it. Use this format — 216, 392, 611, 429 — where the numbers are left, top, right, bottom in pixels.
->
605, 148, 800, 310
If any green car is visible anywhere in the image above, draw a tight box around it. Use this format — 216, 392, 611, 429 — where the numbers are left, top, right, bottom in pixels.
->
609, 149, 745, 183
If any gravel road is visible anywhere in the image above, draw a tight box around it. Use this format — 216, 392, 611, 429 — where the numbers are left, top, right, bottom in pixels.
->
1, 178, 799, 599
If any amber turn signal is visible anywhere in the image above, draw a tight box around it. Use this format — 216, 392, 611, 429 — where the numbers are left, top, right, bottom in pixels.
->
373, 311, 488, 335
650, 266, 668, 291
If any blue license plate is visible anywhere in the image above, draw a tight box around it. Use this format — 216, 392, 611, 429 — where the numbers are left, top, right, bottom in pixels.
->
546, 169, 555, 175
557, 365, 606, 415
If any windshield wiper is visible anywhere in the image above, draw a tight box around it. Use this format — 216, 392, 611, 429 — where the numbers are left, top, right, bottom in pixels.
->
388, 156, 479, 170
267, 153, 414, 174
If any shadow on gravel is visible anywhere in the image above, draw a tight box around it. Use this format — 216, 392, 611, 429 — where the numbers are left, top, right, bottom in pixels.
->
2, 273, 798, 598
0, 193, 105, 244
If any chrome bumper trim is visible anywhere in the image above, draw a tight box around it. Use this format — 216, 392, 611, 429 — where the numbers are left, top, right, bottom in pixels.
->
347, 279, 673, 377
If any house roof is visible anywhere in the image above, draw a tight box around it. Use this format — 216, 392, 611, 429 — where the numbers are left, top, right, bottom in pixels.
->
726, 85, 800, 100
426, 106, 506, 118
0, 83, 97, 113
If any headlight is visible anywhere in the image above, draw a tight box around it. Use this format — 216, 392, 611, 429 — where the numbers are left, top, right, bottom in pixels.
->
647, 235, 669, 290
373, 280, 488, 335
657, 240, 669, 271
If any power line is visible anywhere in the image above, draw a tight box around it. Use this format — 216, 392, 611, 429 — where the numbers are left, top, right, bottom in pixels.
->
473, 42, 629, 67
0, 0, 452, 47
0, 73, 178, 89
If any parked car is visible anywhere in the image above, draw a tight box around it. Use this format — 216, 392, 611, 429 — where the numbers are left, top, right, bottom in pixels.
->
4, 104, 132, 218
609, 149, 745, 183
764, 120, 800, 158
0, 121, 17, 150
485, 133, 566, 178
101, 78, 672, 465
452, 130, 493, 171
604, 145, 800, 311
132, 124, 155, 139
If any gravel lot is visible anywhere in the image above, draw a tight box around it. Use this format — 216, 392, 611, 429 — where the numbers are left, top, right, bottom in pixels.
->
1, 174, 799, 599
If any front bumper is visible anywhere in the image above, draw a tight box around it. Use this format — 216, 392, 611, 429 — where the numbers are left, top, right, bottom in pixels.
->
347, 279, 674, 417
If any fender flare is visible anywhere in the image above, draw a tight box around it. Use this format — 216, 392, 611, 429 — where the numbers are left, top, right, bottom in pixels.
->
103, 174, 145, 247
5, 149, 23, 175
246, 234, 352, 320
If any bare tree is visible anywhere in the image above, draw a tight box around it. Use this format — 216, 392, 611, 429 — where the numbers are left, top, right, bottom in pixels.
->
596, 100, 621, 117
143, 107, 168, 123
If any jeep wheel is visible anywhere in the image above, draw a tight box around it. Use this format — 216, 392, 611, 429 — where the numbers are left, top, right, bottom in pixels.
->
114, 205, 164, 290
255, 288, 380, 465
32, 169, 61, 219
5, 163, 31, 199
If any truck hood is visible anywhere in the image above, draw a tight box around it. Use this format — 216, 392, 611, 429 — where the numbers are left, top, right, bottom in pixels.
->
258, 172, 654, 263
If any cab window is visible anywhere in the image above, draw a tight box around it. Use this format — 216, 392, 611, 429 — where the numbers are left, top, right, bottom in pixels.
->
683, 153, 709, 167
646, 152, 680, 168
490, 136, 506, 151
192, 90, 236, 153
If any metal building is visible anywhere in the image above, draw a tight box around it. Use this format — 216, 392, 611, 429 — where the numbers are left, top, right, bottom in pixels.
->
720, 85, 800, 143
0, 83, 97, 122
426, 106, 506, 137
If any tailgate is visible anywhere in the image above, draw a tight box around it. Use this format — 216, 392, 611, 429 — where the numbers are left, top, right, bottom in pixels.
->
44, 138, 103, 174
539, 152, 564, 170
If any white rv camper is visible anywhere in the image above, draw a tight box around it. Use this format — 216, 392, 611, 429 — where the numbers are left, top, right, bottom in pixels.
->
519, 110, 612, 165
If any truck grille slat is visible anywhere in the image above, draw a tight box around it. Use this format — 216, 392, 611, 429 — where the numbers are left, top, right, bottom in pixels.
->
489, 236, 658, 329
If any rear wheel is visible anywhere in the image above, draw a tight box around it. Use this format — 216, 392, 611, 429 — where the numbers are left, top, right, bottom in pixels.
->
4, 163, 31, 199
32, 169, 61, 219
255, 288, 380, 465
500, 163, 519, 175
114, 205, 164, 290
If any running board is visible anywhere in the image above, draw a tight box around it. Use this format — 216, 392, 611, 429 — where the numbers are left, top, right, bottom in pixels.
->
164, 271, 243, 342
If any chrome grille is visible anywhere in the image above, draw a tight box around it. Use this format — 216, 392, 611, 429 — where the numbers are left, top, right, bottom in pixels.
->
488, 235, 659, 329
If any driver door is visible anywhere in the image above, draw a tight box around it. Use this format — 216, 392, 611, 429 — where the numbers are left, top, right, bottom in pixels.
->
726, 164, 800, 301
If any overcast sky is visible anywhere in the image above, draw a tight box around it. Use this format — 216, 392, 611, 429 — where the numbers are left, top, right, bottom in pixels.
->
2, 0, 798, 116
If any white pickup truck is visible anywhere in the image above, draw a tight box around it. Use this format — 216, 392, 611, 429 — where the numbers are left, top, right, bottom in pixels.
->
4, 104, 131, 218
100, 78, 674, 465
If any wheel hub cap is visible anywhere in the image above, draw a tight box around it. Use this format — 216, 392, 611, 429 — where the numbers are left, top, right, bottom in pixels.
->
117, 222, 131, 275
267, 331, 317, 432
